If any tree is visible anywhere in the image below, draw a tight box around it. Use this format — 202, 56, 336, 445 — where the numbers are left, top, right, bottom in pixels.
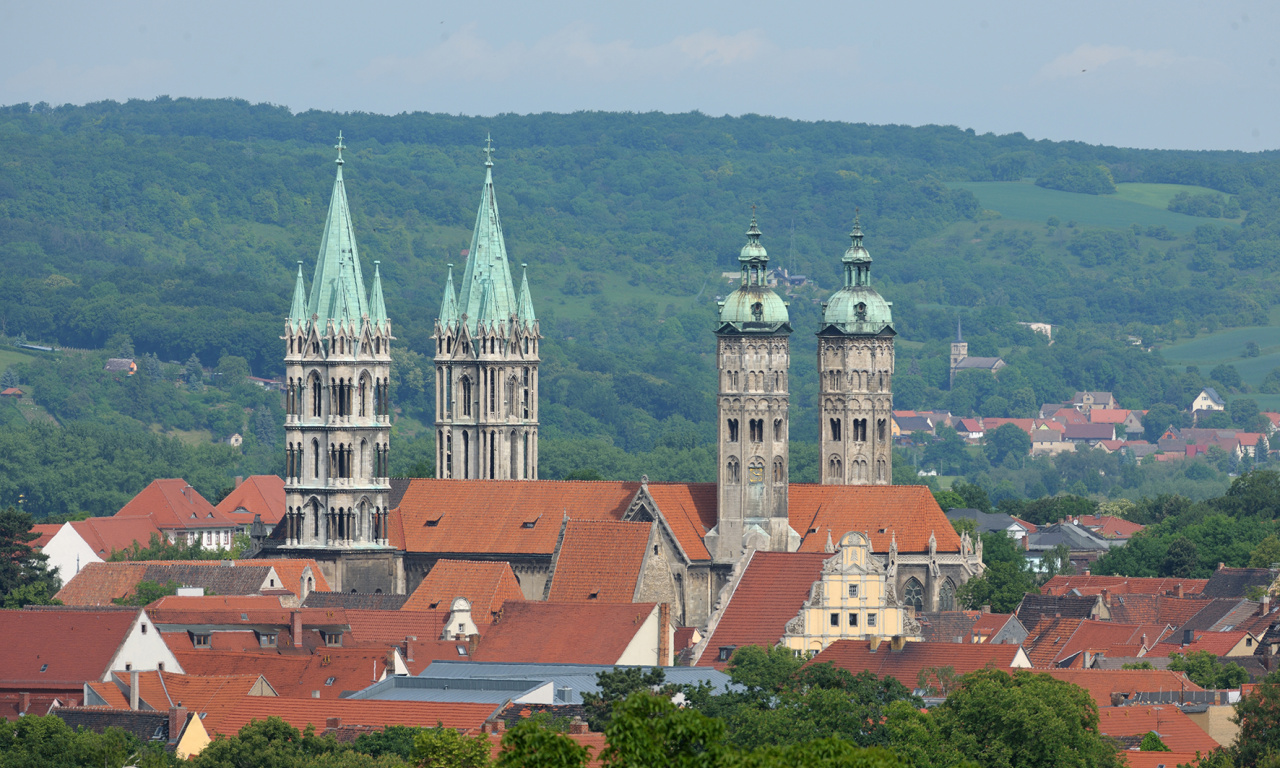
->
496, 719, 589, 768
582, 666, 667, 732
1231, 669, 1280, 768
411, 726, 491, 768
184, 354, 204, 388
983, 424, 1031, 467
0, 367, 17, 388
214, 355, 250, 390
932, 669, 1122, 768
923, 428, 968, 476
735, 740, 906, 768
1250, 535, 1280, 569
1167, 651, 1248, 689
600, 691, 730, 768
1162, 536, 1199, 577
955, 532, 1036, 613
1139, 731, 1171, 752
0, 508, 60, 608
952, 483, 990, 513
1143, 403, 1183, 443
112, 579, 180, 607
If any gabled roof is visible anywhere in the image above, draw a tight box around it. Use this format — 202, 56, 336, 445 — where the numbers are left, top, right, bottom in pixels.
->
1050, 620, 1167, 665
471, 602, 659, 665
971, 612, 1023, 641
643, 483, 718, 560
88, 670, 271, 716
546, 520, 652, 603
1145, 630, 1256, 658
1202, 567, 1277, 599
1121, 754, 1203, 768
1070, 516, 1145, 539
391, 480, 638, 555
1107, 594, 1213, 627
53, 708, 174, 744
344, 610, 453, 645
56, 562, 278, 606
1016, 594, 1097, 624
54, 562, 148, 604
0, 608, 142, 686
696, 551, 831, 669
67, 517, 164, 558
402, 560, 525, 617
1198, 387, 1225, 406
806, 640, 1029, 690
114, 479, 236, 530
1063, 423, 1116, 440
1043, 669, 1202, 710
29, 523, 61, 549
1096, 705, 1220, 753
790, 484, 963, 554
1021, 617, 1087, 668
303, 591, 408, 611
917, 611, 981, 643
225, 559, 330, 595
215, 476, 286, 525
207, 697, 497, 738
1089, 408, 1132, 424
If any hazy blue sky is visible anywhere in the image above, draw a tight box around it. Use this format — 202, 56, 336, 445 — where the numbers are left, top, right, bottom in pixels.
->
3, 0, 1274, 151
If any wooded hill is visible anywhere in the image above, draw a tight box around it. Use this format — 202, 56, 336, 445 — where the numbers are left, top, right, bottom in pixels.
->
3, 98, 1280, 513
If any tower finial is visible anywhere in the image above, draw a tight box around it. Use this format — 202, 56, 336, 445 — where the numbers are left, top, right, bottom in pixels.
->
956, 317, 963, 342
851, 207, 864, 245
335, 131, 346, 166
484, 133, 494, 167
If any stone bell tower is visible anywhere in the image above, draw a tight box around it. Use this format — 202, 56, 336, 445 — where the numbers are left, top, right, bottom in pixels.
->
817, 216, 894, 485
282, 133, 393, 550
706, 215, 801, 563
433, 137, 540, 481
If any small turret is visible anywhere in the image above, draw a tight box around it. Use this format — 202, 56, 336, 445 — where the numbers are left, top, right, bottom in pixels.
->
288, 261, 307, 331
517, 264, 536, 324
369, 261, 388, 330
439, 264, 459, 326
820, 215, 893, 336
717, 214, 790, 332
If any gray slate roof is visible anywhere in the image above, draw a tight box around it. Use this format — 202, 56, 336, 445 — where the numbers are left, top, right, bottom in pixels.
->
55, 707, 172, 745
1026, 523, 1114, 553
945, 509, 1027, 535
303, 591, 409, 610
142, 564, 271, 595
1202, 567, 1277, 599
1015, 594, 1096, 623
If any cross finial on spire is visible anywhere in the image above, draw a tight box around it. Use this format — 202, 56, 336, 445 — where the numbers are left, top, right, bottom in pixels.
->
335, 131, 346, 165
484, 133, 494, 167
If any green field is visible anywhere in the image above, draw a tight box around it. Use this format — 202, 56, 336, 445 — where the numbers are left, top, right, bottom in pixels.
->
0, 348, 35, 372
1159, 319, 1280, 406
949, 182, 1230, 234
1113, 183, 1234, 211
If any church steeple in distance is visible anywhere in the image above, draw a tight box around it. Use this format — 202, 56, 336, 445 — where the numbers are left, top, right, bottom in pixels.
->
433, 135, 541, 482
281, 133, 394, 552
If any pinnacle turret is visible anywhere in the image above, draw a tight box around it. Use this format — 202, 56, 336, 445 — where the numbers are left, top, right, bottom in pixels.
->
439, 264, 460, 326
517, 264, 536, 323
288, 261, 307, 329
369, 261, 388, 328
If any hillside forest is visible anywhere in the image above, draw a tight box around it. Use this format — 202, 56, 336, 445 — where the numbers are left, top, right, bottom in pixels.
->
4, 99, 1280, 518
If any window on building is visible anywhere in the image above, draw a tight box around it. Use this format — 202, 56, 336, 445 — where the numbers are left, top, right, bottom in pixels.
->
903, 578, 925, 613
259, 633, 278, 648
878, 419, 886, 440
749, 419, 764, 443
849, 613, 858, 627
940, 579, 957, 611
848, 584, 858, 598
718, 646, 736, 662
774, 419, 783, 440
867, 613, 877, 627
830, 418, 842, 441
830, 612, 840, 627
192, 633, 211, 647
727, 419, 739, 442
324, 632, 343, 647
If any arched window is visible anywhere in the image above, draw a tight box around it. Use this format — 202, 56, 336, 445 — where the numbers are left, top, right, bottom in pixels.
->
312, 439, 320, 479
359, 374, 369, 417
939, 579, 957, 611
522, 368, 531, 418
489, 430, 497, 479
903, 578, 925, 613
749, 419, 764, 443
828, 456, 842, 481
878, 419, 886, 441
727, 419, 739, 443
510, 429, 518, 479
830, 418, 842, 441
462, 431, 469, 479
310, 374, 322, 417
774, 419, 783, 441
726, 457, 740, 484
461, 377, 473, 416
772, 457, 785, 483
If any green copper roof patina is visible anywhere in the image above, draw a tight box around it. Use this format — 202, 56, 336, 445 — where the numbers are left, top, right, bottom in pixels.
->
718, 214, 791, 334
307, 133, 370, 331
820, 216, 894, 336
516, 263, 536, 323
438, 263, 460, 326
369, 261, 388, 327
456, 136, 520, 333
288, 261, 308, 329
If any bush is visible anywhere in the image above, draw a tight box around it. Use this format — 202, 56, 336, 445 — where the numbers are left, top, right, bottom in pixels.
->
1036, 161, 1116, 195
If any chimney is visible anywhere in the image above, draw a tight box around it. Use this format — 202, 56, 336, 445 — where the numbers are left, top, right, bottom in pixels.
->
18, 692, 29, 714
1141, 633, 1148, 649
168, 706, 187, 745
658, 603, 671, 666
405, 637, 416, 664
1176, 583, 1184, 599
1219, 562, 1226, 571
129, 670, 140, 710
1084, 569, 1091, 576
234, 476, 244, 488
292, 611, 303, 648
891, 635, 907, 652
1101, 589, 1110, 607
1262, 595, 1271, 616
326, 717, 342, 729
1183, 628, 1194, 646
980, 605, 991, 614
569, 717, 588, 735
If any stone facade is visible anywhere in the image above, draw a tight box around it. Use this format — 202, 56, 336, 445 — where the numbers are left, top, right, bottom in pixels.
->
818, 335, 894, 484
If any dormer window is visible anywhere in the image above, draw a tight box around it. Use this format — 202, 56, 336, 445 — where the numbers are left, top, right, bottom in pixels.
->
40, 664, 47, 672
325, 677, 336, 686
855, 302, 867, 322
323, 632, 343, 647
191, 633, 211, 648
717, 646, 736, 662
258, 632, 278, 648
751, 302, 763, 322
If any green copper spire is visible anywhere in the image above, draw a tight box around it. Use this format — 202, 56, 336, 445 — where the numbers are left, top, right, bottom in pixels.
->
369, 261, 388, 327
439, 263, 460, 325
477, 279, 504, 327
456, 136, 518, 332
718, 213, 790, 332
288, 261, 308, 328
821, 213, 894, 335
516, 263, 536, 323
307, 132, 370, 331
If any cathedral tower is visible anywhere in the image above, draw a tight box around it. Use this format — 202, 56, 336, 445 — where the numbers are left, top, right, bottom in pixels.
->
282, 134, 393, 548
707, 215, 799, 563
434, 138, 540, 480
817, 216, 895, 485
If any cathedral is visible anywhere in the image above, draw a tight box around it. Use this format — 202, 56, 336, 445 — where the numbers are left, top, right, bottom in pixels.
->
265, 136, 980, 625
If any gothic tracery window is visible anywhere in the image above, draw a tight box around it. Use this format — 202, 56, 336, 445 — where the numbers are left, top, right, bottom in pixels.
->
903, 578, 924, 613
940, 579, 957, 611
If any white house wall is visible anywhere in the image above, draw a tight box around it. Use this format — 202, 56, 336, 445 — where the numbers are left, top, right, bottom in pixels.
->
42, 524, 102, 587
101, 611, 185, 679
615, 604, 670, 666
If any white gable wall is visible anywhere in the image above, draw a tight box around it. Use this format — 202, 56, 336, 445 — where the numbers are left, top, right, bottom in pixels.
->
615, 604, 672, 666
42, 524, 103, 587
101, 610, 185, 679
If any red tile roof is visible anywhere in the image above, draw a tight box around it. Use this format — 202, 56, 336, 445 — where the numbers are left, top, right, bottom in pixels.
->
390, 480, 638, 555
0, 609, 141, 687
1043, 576, 1208, 597
806, 640, 1029, 690
29, 524, 61, 549
1090, 409, 1132, 424
1023, 617, 1086, 668
1051, 620, 1167, 665
644, 483, 718, 560
1107, 595, 1213, 627
114, 479, 237, 530
1072, 516, 1146, 539
1144, 630, 1256, 658
1074, 669, 1201, 711
402, 560, 525, 617
206, 697, 497, 737
67, 517, 164, 559
89, 670, 268, 718
344, 609, 452, 645
970, 613, 1018, 640
215, 476, 287, 525
547, 520, 652, 603
221, 559, 331, 595
54, 562, 149, 605
791, 484, 963, 555
1096, 705, 1220, 753
471, 601, 659, 664
696, 551, 830, 669
1122, 754, 1203, 768
172, 646, 399, 703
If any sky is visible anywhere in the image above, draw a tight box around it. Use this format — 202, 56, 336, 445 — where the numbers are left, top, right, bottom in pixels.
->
2, 0, 1275, 151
